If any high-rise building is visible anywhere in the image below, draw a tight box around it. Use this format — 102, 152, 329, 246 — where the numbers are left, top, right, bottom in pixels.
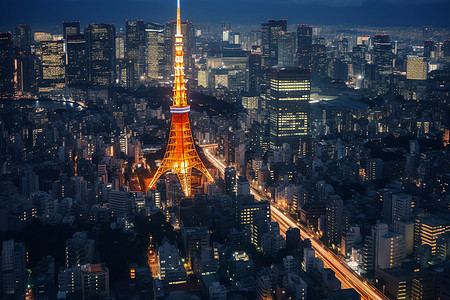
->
407, 56, 428, 80
66, 34, 88, 85
85, 24, 115, 86
423, 40, 435, 58
126, 20, 145, 84
145, 22, 165, 81
365, 158, 383, 181
36, 256, 56, 299
325, 195, 344, 248
157, 239, 187, 285
16, 24, 32, 48
225, 167, 237, 200
414, 215, 450, 255
40, 40, 66, 92
247, 53, 262, 94
0, 33, 14, 97
311, 43, 327, 78
297, 25, 312, 69
261, 19, 287, 67
63, 21, 81, 40
373, 34, 392, 77
236, 194, 270, 246
267, 67, 310, 150
278, 31, 296, 68
444, 40, 450, 57
65, 232, 95, 268
286, 227, 301, 250
109, 190, 130, 216
81, 264, 110, 299
1, 240, 27, 298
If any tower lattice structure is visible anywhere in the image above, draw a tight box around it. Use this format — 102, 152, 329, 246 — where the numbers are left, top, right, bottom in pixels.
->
148, 0, 214, 197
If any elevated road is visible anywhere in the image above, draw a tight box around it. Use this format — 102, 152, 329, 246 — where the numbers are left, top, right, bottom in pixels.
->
202, 147, 388, 300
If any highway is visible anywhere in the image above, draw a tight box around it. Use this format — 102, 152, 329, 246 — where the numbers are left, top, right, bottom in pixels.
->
202, 146, 388, 300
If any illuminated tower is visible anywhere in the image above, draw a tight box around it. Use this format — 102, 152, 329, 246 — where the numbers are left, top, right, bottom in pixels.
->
148, 0, 213, 197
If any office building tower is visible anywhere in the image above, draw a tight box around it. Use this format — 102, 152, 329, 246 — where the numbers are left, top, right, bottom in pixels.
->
267, 67, 310, 150
444, 40, 450, 57
261, 19, 287, 67
407, 56, 427, 80
242, 93, 259, 110
225, 167, 237, 200
423, 40, 434, 58
157, 239, 187, 285
229, 251, 254, 282
1, 240, 27, 298
66, 34, 88, 85
65, 232, 95, 268
236, 194, 270, 246
373, 34, 393, 77
423, 25, 433, 40
36, 256, 56, 299
0, 33, 14, 97
164, 20, 194, 80
311, 43, 327, 78
247, 53, 262, 94
365, 158, 383, 181
278, 31, 296, 68
286, 227, 301, 250
81, 264, 110, 299
325, 195, 344, 248
145, 22, 165, 81
352, 45, 367, 76
414, 215, 450, 255
115, 34, 125, 59
378, 232, 406, 269
40, 40, 66, 91
63, 21, 81, 40
297, 25, 312, 69
85, 24, 115, 86
109, 190, 130, 216
392, 193, 414, 224
16, 24, 32, 48
126, 20, 145, 84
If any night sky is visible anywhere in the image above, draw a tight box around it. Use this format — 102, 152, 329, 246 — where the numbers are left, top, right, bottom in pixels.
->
1, 0, 449, 27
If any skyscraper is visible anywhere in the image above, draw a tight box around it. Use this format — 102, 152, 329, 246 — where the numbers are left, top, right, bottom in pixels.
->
40, 40, 66, 92
267, 67, 311, 150
16, 24, 32, 49
126, 20, 145, 84
85, 24, 115, 86
423, 40, 434, 58
66, 34, 88, 85
0, 33, 13, 97
225, 167, 237, 200
373, 34, 392, 77
261, 19, 287, 67
145, 22, 165, 81
407, 56, 428, 80
63, 21, 81, 40
1, 240, 27, 298
247, 53, 262, 94
278, 31, 296, 68
297, 25, 312, 69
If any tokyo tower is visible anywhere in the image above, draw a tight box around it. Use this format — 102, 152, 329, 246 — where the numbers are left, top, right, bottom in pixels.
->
147, 0, 214, 197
